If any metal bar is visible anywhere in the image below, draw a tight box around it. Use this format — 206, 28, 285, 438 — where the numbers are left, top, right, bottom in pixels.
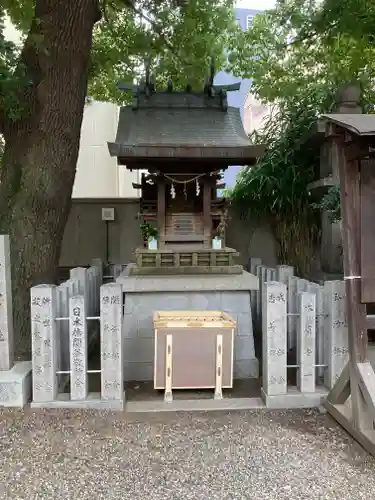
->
56, 369, 102, 375
286, 364, 328, 369
287, 312, 328, 318
55, 316, 100, 321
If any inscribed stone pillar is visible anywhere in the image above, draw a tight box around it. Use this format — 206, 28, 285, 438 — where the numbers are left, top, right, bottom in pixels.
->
324, 280, 348, 389
297, 292, 316, 393
69, 295, 88, 400
0, 235, 14, 371
306, 282, 325, 378
100, 284, 123, 401
262, 281, 287, 396
31, 285, 58, 403
287, 277, 309, 350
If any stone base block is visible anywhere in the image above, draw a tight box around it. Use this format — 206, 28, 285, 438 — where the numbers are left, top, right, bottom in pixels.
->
261, 386, 328, 409
30, 392, 125, 410
126, 397, 266, 413
0, 361, 32, 408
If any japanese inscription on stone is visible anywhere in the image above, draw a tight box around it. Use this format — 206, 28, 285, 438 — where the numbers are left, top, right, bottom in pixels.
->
31, 285, 57, 402
262, 282, 287, 396
69, 295, 88, 401
297, 292, 316, 393
100, 284, 123, 401
0, 235, 14, 371
324, 281, 348, 389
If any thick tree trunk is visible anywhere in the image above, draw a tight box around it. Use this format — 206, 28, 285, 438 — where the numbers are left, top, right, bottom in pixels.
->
0, 0, 100, 359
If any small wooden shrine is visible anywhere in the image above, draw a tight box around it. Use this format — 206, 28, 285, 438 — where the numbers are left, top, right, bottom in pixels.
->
108, 63, 264, 275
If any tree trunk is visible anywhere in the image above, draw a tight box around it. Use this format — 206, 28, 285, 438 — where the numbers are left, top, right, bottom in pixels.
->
0, 0, 100, 360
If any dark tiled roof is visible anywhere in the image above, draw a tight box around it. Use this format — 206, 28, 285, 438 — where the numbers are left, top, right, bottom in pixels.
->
112, 106, 251, 147
108, 91, 264, 162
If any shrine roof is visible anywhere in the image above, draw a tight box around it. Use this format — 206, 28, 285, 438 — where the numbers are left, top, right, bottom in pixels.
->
108, 92, 264, 165
321, 114, 375, 136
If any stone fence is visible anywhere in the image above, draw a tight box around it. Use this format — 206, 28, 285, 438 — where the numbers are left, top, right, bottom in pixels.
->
249, 258, 348, 407
0, 233, 125, 409
30, 279, 124, 409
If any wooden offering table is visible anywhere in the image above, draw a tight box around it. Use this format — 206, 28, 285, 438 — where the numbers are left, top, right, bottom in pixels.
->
153, 311, 236, 402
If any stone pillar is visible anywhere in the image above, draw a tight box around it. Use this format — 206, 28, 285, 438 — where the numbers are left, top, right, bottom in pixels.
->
287, 277, 309, 350
262, 282, 287, 396
306, 282, 325, 378
248, 257, 261, 275
91, 259, 103, 313
324, 280, 348, 389
70, 267, 88, 312
256, 265, 268, 330
31, 285, 58, 403
56, 283, 69, 371
0, 235, 14, 371
91, 258, 103, 284
87, 267, 96, 315
266, 267, 276, 281
248, 258, 261, 328
297, 292, 316, 393
276, 265, 294, 284
69, 295, 88, 401
100, 284, 124, 402
113, 264, 123, 280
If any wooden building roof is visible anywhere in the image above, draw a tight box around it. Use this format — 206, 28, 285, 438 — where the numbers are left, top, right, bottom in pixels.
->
108, 89, 265, 169
321, 114, 375, 136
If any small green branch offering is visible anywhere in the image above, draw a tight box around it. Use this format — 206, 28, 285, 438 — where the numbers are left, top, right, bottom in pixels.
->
312, 185, 341, 222
140, 222, 158, 240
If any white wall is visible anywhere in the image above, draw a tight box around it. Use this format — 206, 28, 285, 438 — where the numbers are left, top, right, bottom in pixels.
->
73, 101, 140, 199
243, 92, 270, 135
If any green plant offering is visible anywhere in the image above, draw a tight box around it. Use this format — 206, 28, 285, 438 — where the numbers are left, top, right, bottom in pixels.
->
140, 222, 158, 240
312, 186, 341, 223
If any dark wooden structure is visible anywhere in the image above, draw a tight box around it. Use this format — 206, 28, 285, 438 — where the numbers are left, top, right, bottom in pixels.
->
317, 86, 375, 456
108, 69, 264, 274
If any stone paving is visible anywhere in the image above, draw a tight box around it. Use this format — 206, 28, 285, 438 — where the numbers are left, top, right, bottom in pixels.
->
0, 408, 374, 499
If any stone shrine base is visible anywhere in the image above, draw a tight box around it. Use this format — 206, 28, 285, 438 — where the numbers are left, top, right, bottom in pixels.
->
0, 361, 32, 408
30, 392, 125, 410
117, 270, 259, 382
261, 386, 328, 409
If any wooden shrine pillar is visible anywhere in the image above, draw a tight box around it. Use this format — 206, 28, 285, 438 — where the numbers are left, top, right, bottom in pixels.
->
157, 176, 166, 248
203, 176, 212, 248
324, 113, 375, 456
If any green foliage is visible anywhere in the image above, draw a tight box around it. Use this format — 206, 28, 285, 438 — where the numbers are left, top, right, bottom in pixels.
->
140, 221, 158, 240
0, 1, 240, 113
312, 186, 341, 223
89, 0, 236, 101
308, 0, 375, 44
227, 0, 375, 274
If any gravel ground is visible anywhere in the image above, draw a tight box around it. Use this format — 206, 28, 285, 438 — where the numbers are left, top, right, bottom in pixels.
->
0, 408, 374, 499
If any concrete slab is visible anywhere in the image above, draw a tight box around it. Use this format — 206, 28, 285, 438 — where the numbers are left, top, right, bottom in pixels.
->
126, 397, 266, 413
30, 392, 125, 410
